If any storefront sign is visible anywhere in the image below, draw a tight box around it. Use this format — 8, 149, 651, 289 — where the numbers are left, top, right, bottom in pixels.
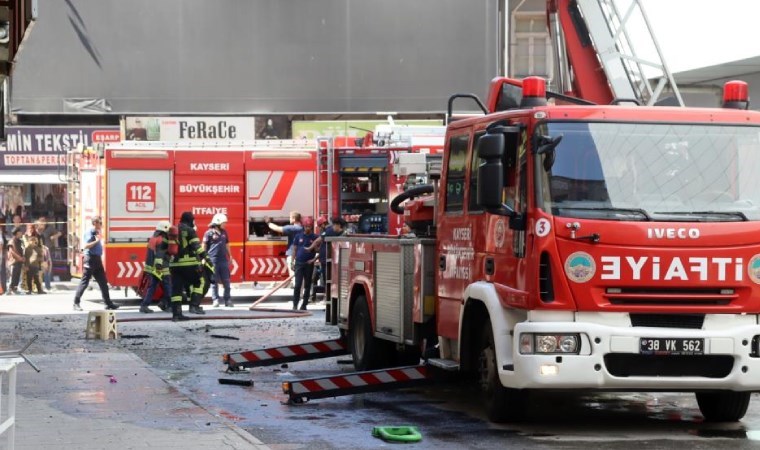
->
292, 120, 440, 140
2, 126, 121, 170
124, 116, 256, 142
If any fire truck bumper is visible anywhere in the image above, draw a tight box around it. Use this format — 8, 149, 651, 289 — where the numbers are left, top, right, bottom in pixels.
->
506, 314, 760, 391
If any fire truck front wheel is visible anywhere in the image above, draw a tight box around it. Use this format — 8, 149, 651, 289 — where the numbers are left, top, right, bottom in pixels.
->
695, 391, 751, 422
350, 296, 392, 371
478, 321, 527, 423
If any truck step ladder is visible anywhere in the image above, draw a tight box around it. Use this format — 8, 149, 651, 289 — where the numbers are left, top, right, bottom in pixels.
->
282, 364, 433, 404
316, 137, 334, 220
575, 0, 683, 106
223, 338, 349, 371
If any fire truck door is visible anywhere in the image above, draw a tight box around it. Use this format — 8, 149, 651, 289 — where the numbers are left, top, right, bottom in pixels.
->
72, 164, 101, 278
436, 133, 474, 340
107, 169, 173, 284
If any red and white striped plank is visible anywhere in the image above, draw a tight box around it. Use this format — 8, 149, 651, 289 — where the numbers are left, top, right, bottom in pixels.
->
225, 339, 348, 369
285, 365, 432, 402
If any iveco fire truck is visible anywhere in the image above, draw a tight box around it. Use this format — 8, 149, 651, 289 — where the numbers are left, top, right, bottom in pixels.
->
315, 76, 760, 423
223, 1, 760, 423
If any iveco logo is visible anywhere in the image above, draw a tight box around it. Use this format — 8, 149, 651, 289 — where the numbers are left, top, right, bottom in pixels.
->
647, 228, 700, 239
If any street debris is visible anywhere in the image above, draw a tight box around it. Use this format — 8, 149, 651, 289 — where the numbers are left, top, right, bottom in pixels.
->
218, 378, 253, 387
210, 334, 240, 340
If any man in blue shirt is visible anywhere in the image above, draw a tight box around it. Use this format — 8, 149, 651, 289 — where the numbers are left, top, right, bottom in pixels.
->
309, 217, 346, 300
290, 217, 317, 310
265, 211, 302, 283
73, 216, 119, 311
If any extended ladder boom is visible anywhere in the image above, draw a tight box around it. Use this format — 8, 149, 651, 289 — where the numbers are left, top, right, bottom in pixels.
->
548, 0, 684, 106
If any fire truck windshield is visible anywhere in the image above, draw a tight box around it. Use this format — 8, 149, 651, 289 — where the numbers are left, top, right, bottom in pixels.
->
537, 121, 760, 222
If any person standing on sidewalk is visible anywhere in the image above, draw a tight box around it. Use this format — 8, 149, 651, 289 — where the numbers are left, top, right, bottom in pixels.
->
23, 235, 44, 295
73, 216, 119, 311
169, 212, 206, 320
138, 221, 173, 314
290, 217, 318, 310
37, 217, 60, 291
204, 213, 232, 308
5, 227, 24, 295
0, 230, 7, 294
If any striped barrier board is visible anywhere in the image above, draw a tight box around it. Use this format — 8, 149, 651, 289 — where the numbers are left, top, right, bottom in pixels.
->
224, 338, 349, 370
282, 365, 432, 403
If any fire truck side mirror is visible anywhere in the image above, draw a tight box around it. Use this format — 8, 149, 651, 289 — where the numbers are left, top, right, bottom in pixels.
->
477, 134, 505, 209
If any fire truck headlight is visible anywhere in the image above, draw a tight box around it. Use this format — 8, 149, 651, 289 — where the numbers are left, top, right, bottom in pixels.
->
558, 335, 579, 353
519, 334, 533, 354
536, 335, 558, 353
520, 334, 581, 354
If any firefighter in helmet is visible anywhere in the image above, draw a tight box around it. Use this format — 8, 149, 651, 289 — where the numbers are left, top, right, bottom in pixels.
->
169, 212, 207, 320
203, 213, 232, 307
138, 220, 173, 314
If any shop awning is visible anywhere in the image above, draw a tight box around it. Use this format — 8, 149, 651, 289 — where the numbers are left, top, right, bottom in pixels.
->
0, 172, 67, 184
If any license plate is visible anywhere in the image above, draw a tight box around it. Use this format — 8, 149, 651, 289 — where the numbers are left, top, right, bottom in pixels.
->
639, 338, 704, 356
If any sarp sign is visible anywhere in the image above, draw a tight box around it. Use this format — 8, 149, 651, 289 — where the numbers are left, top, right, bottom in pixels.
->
2, 126, 120, 169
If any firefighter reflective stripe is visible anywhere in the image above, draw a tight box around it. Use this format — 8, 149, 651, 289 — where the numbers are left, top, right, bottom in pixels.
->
192, 276, 205, 295
283, 365, 432, 402
145, 265, 170, 279
171, 259, 200, 267
225, 339, 348, 369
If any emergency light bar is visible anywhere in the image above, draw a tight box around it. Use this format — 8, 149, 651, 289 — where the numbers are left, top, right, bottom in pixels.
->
520, 77, 548, 108
722, 80, 749, 110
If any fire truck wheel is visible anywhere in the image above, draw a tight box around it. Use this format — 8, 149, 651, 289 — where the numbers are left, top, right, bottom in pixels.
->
478, 322, 526, 423
695, 391, 751, 422
350, 296, 390, 371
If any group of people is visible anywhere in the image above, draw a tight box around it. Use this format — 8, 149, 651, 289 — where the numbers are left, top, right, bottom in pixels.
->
72, 211, 233, 321
70, 209, 348, 315
266, 211, 346, 310
4, 216, 61, 295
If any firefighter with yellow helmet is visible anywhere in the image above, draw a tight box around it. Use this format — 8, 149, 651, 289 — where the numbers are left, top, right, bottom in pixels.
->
138, 220, 173, 313
203, 212, 232, 307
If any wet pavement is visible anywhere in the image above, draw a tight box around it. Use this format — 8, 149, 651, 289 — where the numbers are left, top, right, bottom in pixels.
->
3, 284, 760, 448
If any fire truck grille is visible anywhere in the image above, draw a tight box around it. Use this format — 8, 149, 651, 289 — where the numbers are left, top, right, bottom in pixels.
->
606, 287, 736, 307
630, 313, 705, 329
604, 354, 733, 378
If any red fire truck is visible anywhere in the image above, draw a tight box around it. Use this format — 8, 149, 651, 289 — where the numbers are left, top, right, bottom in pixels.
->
223, 77, 760, 423
67, 140, 316, 289
316, 125, 444, 236
223, 2, 760, 423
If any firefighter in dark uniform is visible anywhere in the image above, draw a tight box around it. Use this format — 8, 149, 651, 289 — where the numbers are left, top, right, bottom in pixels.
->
138, 220, 173, 314
169, 212, 207, 321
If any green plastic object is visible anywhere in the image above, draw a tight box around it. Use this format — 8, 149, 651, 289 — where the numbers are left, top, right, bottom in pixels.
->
372, 426, 422, 443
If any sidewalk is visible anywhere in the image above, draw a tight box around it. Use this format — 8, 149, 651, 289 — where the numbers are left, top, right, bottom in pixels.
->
0, 281, 299, 316
0, 282, 320, 450
11, 353, 268, 450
